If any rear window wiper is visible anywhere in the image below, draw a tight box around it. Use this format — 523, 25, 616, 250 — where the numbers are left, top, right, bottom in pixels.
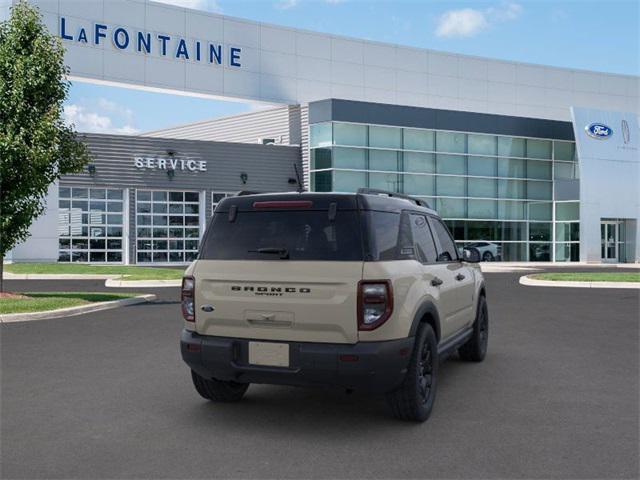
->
248, 247, 290, 259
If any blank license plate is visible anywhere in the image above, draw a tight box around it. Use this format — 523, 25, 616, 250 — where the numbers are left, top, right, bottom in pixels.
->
248, 342, 289, 367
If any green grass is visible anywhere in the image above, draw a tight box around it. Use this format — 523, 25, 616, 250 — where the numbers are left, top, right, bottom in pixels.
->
5, 263, 184, 281
530, 272, 640, 283
0, 292, 138, 315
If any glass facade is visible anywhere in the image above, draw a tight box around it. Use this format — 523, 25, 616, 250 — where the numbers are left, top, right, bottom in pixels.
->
58, 187, 124, 263
135, 190, 200, 263
309, 122, 579, 261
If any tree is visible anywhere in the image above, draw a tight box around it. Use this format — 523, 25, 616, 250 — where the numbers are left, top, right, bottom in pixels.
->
0, 1, 90, 291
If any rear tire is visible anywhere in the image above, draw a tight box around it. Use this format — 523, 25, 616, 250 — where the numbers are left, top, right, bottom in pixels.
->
191, 370, 249, 402
386, 324, 438, 422
458, 295, 489, 362
482, 251, 494, 262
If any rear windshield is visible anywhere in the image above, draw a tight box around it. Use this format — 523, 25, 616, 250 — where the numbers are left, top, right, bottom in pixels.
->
199, 210, 363, 261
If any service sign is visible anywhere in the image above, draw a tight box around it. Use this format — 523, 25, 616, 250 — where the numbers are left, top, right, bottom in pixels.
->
134, 156, 207, 172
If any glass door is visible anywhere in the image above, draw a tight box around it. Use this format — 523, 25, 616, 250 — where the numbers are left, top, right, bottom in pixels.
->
601, 221, 618, 262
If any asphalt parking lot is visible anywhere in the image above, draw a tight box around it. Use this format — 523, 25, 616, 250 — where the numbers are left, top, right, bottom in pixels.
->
2, 268, 639, 479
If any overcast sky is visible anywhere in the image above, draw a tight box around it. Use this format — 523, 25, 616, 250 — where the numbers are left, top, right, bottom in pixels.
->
62, 0, 639, 135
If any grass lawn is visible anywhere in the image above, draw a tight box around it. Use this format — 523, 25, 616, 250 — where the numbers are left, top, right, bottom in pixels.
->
5, 263, 184, 281
0, 292, 139, 315
531, 272, 640, 283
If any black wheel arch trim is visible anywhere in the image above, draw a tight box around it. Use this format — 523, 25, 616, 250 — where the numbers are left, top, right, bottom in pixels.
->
409, 301, 442, 341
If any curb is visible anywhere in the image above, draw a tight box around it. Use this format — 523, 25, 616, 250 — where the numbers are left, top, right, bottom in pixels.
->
481, 265, 543, 273
105, 279, 181, 288
519, 275, 640, 289
5, 273, 181, 288
4, 273, 119, 280
0, 294, 157, 323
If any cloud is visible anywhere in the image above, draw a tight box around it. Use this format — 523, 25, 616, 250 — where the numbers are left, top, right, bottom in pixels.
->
324, 0, 345, 3
435, 2, 522, 38
153, 0, 222, 13
64, 100, 139, 135
275, 0, 298, 9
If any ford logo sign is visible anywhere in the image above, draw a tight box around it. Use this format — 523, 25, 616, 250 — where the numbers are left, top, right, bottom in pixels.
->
585, 123, 613, 139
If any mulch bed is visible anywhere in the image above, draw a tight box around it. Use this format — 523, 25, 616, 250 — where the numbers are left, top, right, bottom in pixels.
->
0, 292, 29, 299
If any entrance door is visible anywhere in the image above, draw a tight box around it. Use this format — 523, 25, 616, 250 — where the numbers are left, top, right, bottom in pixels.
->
601, 221, 618, 262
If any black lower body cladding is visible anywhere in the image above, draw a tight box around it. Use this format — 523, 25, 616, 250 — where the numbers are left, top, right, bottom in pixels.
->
181, 329, 414, 393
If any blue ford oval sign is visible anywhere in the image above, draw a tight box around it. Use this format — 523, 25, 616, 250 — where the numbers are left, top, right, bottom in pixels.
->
585, 123, 613, 139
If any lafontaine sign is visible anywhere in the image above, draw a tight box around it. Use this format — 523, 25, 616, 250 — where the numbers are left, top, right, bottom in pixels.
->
134, 156, 207, 172
59, 17, 242, 68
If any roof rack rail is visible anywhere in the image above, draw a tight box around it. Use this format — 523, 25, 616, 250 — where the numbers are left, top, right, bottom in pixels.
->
235, 191, 267, 196
357, 188, 431, 209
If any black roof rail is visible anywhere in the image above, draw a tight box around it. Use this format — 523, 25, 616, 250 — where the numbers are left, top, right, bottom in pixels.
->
235, 190, 268, 196
357, 188, 431, 209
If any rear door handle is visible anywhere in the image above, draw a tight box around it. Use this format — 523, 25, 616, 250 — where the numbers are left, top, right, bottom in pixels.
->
431, 277, 443, 287
455, 274, 465, 281
201, 304, 215, 312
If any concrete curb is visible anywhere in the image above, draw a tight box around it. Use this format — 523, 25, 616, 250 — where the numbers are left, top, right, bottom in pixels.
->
4, 273, 120, 280
105, 278, 181, 288
0, 294, 157, 323
481, 265, 543, 273
519, 275, 640, 289
5, 273, 180, 288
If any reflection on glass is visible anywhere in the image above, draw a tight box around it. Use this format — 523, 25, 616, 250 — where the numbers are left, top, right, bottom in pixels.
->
404, 152, 435, 173
334, 123, 367, 146
369, 150, 398, 171
437, 154, 466, 175
468, 134, 497, 156
310, 122, 332, 147
333, 171, 366, 192
334, 147, 366, 169
436, 131, 466, 153
369, 126, 402, 149
404, 129, 435, 151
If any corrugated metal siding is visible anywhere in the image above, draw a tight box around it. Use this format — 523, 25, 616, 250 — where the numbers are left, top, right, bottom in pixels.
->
142, 105, 302, 145
300, 105, 310, 189
62, 134, 301, 192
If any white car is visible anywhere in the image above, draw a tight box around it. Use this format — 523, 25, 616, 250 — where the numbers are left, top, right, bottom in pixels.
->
464, 242, 501, 262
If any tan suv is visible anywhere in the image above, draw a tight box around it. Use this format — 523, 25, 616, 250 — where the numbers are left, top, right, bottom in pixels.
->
180, 189, 488, 422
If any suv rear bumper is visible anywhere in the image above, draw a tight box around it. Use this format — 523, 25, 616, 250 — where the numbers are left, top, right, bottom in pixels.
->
181, 329, 414, 393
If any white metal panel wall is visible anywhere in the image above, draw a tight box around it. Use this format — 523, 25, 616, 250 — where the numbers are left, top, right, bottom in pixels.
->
571, 107, 640, 263
0, 1, 10, 22
144, 105, 301, 145
23, 0, 640, 122
9, 183, 60, 262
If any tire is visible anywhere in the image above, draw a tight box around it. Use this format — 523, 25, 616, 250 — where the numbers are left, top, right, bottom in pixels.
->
386, 324, 438, 422
482, 251, 494, 262
458, 295, 489, 362
191, 370, 249, 402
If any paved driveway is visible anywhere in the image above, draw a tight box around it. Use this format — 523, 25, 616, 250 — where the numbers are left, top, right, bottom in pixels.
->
2, 269, 638, 479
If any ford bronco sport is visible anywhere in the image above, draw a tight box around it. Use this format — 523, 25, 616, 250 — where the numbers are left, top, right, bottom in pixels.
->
180, 189, 488, 422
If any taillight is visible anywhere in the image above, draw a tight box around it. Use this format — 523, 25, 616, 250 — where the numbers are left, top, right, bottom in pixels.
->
182, 276, 195, 322
358, 280, 393, 331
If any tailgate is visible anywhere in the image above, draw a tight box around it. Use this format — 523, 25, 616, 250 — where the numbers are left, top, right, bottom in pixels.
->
193, 260, 363, 344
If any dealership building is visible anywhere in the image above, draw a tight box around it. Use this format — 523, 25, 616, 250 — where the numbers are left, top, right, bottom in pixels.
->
4, 0, 639, 264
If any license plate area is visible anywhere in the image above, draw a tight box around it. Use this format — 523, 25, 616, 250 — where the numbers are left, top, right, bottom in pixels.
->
248, 341, 290, 367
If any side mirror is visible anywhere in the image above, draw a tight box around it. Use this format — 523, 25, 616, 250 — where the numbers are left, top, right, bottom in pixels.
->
462, 247, 481, 263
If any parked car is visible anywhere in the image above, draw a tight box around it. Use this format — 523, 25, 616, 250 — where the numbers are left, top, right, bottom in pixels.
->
464, 241, 502, 262
180, 189, 489, 422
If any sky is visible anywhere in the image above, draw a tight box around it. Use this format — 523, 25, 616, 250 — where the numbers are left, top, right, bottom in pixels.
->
63, 0, 640, 135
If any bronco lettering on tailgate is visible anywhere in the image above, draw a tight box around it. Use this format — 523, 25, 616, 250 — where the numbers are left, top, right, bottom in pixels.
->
230, 286, 311, 296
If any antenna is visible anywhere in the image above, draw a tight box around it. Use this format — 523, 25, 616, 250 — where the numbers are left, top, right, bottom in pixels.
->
293, 163, 305, 193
